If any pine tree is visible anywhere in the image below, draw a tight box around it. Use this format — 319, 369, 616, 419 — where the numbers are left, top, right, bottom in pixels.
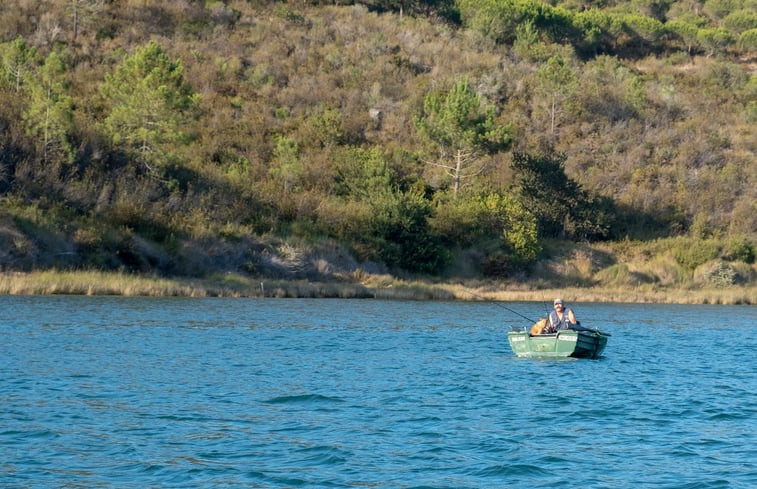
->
534, 56, 578, 137
414, 79, 511, 195
0, 37, 37, 93
99, 41, 200, 176
23, 51, 75, 165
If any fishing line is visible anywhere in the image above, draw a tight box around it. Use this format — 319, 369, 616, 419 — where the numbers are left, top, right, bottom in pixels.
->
462, 288, 536, 323
541, 293, 552, 322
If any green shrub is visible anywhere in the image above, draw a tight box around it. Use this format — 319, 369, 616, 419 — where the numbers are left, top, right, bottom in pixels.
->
745, 100, 757, 124
429, 191, 540, 268
273, 5, 307, 25
723, 235, 755, 263
723, 10, 757, 34
671, 238, 720, 269
739, 28, 757, 51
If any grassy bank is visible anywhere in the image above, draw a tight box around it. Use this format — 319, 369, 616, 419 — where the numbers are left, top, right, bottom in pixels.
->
1, 270, 754, 305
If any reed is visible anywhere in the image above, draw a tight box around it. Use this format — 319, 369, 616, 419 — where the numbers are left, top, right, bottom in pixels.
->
0, 271, 754, 304
0, 270, 208, 297
447, 284, 757, 305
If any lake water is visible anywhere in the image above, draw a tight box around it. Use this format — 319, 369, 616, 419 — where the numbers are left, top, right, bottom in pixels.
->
1, 296, 755, 488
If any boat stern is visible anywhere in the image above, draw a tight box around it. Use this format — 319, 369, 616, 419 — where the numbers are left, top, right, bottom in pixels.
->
507, 330, 608, 359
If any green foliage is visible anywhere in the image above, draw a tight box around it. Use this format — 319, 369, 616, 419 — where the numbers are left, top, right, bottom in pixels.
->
429, 193, 483, 246
0, 1, 754, 280
269, 135, 302, 192
457, 0, 521, 44
430, 190, 540, 265
745, 99, 757, 123
0, 37, 37, 92
723, 10, 757, 34
273, 5, 308, 25
416, 79, 510, 152
415, 79, 512, 193
697, 27, 735, 56
315, 147, 445, 273
368, 189, 447, 273
671, 238, 720, 270
459, 0, 753, 57
99, 41, 200, 174
666, 19, 701, 54
633, 0, 674, 21
703, 0, 740, 20
643, 255, 690, 286
333, 146, 393, 200
67, 0, 107, 42
361, 0, 460, 20
511, 150, 576, 237
689, 212, 710, 239
320, 189, 447, 273
739, 28, 757, 51
534, 55, 578, 135
570, 9, 620, 54
23, 50, 75, 164
301, 106, 344, 148
458, 0, 577, 48
723, 235, 755, 263
513, 20, 551, 61
619, 13, 665, 43
512, 150, 615, 241
486, 192, 541, 264
568, 193, 617, 241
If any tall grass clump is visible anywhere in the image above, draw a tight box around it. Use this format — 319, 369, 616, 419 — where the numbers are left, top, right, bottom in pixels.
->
641, 255, 691, 286
0, 270, 206, 296
595, 263, 654, 287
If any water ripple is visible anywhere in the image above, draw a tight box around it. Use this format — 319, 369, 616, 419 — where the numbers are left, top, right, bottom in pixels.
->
1, 297, 755, 488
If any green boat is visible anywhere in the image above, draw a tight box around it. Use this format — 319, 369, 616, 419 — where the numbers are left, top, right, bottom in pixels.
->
507, 328, 608, 359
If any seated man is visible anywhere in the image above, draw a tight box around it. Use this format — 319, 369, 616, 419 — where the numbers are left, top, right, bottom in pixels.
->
544, 298, 579, 333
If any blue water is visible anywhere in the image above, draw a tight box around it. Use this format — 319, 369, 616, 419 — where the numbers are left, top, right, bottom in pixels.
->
1, 296, 755, 488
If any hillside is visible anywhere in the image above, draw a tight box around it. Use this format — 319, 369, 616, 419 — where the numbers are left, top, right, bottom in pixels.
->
0, 0, 754, 293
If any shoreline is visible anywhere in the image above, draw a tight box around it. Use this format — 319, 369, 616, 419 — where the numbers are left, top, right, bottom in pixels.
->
0, 271, 754, 305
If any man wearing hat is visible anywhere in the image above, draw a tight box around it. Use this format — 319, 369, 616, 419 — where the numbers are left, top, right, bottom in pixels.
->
545, 298, 579, 333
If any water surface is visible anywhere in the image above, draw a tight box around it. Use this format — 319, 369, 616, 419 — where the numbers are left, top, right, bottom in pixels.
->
2, 296, 755, 488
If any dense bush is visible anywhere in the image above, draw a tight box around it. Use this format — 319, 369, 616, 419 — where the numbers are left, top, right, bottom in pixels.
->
430, 190, 540, 273
671, 238, 721, 270
0, 1, 753, 278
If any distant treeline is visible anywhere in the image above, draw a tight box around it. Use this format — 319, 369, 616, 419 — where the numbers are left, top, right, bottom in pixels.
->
0, 0, 754, 277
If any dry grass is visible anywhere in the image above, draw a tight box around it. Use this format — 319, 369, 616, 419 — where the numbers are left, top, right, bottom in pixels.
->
446, 284, 757, 305
1, 270, 754, 304
0, 271, 209, 297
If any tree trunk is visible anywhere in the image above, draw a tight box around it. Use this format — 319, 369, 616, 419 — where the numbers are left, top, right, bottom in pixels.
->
551, 98, 556, 135
454, 149, 462, 196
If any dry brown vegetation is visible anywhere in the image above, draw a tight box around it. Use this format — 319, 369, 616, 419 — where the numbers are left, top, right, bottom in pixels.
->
0, 1, 754, 300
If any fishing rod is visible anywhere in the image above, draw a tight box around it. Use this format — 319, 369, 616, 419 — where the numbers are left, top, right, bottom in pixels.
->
462, 288, 536, 323
466, 288, 612, 336
541, 294, 552, 325
544, 296, 613, 336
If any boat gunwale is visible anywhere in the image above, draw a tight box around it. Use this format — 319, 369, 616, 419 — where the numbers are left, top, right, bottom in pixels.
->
507, 329, 608, 359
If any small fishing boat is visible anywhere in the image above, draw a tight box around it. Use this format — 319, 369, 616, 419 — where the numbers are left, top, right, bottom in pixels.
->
507, 328, 608, 359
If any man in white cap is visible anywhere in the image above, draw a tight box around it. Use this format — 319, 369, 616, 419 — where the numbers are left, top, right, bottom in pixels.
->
545, 298, 579, 333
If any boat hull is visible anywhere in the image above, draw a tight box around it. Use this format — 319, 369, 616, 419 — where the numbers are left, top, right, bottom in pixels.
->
507, 330, 608, 359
